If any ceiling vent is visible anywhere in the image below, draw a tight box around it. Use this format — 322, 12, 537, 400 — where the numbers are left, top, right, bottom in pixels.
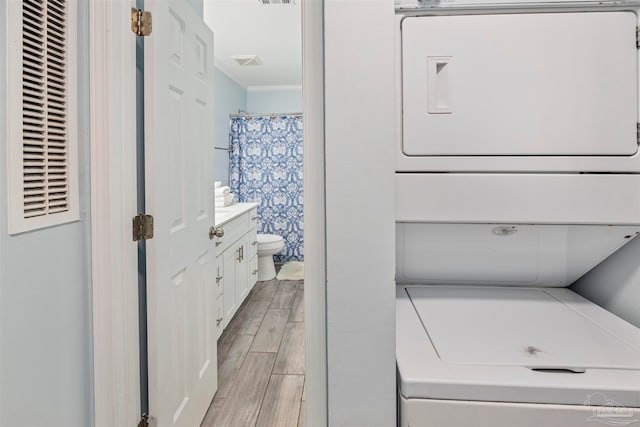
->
258, 0, 295, 4
231, 55, 263, 66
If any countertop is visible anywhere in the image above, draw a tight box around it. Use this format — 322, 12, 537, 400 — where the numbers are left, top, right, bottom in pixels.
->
215, 202, 258, 228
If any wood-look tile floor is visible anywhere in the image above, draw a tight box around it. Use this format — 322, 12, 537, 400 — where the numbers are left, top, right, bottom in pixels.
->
202, 278, 305, 427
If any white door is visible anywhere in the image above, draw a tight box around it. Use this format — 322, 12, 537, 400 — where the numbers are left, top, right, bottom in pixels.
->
144, 1, 217, 426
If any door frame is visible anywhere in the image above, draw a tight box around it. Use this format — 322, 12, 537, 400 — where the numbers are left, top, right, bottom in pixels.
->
89, 1, 141, 426
89, 1, 328, 426
301, 0, 328, 425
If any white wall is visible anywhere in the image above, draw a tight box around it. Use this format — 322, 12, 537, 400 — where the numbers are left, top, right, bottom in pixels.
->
247, 86, 302, 114
324, 0, 397, 425
0, 1, 93, 425
572, 236, 640, 328
213, 67, 247, 185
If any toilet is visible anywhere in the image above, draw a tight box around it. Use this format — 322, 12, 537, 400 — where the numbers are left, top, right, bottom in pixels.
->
256, 234, 285, 281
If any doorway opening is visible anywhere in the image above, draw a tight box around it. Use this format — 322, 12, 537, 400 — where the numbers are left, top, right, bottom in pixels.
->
202, 1, 306, 425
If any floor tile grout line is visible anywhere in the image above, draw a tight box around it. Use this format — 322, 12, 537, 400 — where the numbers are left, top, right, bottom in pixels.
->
255, 280, 294, 426
253, 357, 278, 427
252, 281, 280, 338
207, 278, 305, 427
272, 320, 305, 376
272, 319, 290, 366
296, 399, 303, 427
246, 281, 279, 427
268, 373, 305, 377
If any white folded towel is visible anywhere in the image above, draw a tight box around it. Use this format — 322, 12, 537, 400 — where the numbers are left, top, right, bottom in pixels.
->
215, 193, 233, 202
214, 181, 222, 189
215, 193, 234, 207
215, 186, 230, 197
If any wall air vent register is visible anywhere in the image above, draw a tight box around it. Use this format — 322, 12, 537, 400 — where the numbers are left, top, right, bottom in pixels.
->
5, 0, 79, 234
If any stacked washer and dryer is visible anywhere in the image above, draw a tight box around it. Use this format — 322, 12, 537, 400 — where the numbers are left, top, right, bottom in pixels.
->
394, 1, 640, 426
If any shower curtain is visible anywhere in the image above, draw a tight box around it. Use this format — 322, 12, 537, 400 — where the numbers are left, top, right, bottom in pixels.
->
229, 114, 303, 263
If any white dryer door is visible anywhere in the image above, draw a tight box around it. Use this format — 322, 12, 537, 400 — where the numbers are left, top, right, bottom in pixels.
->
402, 12, 638, 156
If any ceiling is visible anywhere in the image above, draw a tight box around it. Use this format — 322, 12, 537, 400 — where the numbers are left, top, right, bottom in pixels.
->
203, 0, 302, 88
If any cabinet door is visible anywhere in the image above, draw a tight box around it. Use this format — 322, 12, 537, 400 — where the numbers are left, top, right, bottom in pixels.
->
249, 255, 258, 290
236, 239, 250, 303
222, 245, 238, 326
248, 228, 258, 260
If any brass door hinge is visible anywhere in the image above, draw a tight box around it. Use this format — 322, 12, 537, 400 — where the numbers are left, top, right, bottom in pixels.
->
133, 214, 154, 241
137, 413, 150, 427
131, 8, 152, 36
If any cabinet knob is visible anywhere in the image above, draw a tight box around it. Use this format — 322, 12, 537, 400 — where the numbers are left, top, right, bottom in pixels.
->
209, 227, 224, 239
252, 241, 258, 246
216, 276, 223, 283
252, 269, 258, 275
216, 317, 223, 326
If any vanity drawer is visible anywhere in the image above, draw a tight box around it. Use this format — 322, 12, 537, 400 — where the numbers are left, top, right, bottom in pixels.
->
215, 256, 224, 298
248, 228, 258, 259
249, 208, 258, 229
215, 213, 249, 254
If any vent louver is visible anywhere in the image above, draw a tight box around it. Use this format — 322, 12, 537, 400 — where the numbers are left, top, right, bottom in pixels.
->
22, 0, 69, 218
7, 0, 78, 234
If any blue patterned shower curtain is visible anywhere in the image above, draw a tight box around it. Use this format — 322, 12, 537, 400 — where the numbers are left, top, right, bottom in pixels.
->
229, 115, 303, 262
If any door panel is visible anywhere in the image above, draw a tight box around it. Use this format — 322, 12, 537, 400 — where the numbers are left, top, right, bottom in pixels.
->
402, 12, 638, 156
144, 1, 216, 426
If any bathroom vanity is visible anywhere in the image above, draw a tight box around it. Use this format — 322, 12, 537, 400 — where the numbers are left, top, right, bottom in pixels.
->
212, 203, 259, 337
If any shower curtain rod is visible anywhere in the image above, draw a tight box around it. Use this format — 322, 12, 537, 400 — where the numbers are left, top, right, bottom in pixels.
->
229, 112, 302, 118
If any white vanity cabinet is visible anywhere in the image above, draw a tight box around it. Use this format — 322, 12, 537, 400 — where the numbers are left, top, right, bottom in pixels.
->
222, 238, 247, 325
213, 203, 259, 336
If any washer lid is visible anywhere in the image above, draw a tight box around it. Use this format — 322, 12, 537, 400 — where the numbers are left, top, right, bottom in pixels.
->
409, 286, 640, 369
257, 234, 282, 244
396, 286, 640, 406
